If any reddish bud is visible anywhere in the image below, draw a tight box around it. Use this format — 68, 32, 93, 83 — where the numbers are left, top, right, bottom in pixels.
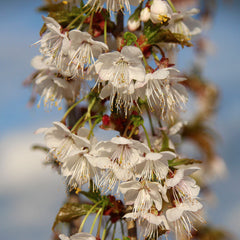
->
102, 114, 110, 126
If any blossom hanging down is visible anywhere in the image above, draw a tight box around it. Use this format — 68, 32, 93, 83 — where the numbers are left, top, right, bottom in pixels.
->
31, 55, 80, 110
136, 151, 176, 182
166, 200, 204, 240
160, 8, 201, 60
124, 212, 170, 239
87, 0, 142, 12
119, 180, 167, 214
36, 16, 70, 69
59, 232, 96, 240
67, 30, 108, 77
168, 8, 202, 40
60, 127, 101, 189
93, 136, 149, 192
145, 67, 188, 120
35, 122, 92, 161
165, 166, 200, 203
95, 46, 146, 115
150, 0, 173, 24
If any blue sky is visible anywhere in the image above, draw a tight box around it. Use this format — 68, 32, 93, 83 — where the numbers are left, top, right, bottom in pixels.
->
0, 0, 240, 239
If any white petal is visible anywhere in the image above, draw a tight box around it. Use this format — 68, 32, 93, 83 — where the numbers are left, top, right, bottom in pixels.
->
59, 234, 70, 240
119, 181, 141, 194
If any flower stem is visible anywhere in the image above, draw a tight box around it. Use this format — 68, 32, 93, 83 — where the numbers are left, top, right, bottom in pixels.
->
77, 10, 92, 30
71, 97, 96, 133
71, 113, 86, 133
61, 95, 88, 124
87, 117, 100, 139
88, 11, 94, 35
145, 104, 155, 136
166, 0, 177, 12
101, 218, 111, 240
96, 207, 104, 238
90, 208, 103, 234
152, 51, 160, 62
104, 18, 108, 46
128, 126, 137, 138
67, 13, 83, 29
123, 120, 133, 137
120, 220, 125, 238
111, 223, 117, 240
78, 201, 102, 233
141, 124, 152, 149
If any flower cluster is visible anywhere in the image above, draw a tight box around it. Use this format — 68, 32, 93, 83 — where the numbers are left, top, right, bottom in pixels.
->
28, 0, 205, 239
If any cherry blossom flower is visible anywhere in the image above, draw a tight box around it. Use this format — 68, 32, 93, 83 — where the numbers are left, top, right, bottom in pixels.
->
87, 0, 141, 12
124, 212, 170, 238
36, 122, 89, 161
128, 18, 141, 31
168, 8, 201, 40
60, 127, 102, 189
36, 16, 70, 69
67, 30, 108, 77
140, 7, 150, 22
145, 67, 188, 119
150, 0, 173, 24
152, 121, 186, 151
160, 8, 201, 61
166, 200, 204, 240
93, 137, 148, 192
95, 46, 145, 115
31, 55, 80, 110
166, 167, 200, 203
59, 232, 96, 240
136, 151, 176, 182
119, 180, 166, 213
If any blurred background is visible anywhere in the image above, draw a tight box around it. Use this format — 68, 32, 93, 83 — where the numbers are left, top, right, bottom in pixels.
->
0, 0, 240, 239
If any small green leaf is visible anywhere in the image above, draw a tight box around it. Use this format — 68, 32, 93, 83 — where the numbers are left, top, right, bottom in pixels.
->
80, 189, 102, 203
130, 114, 144, 127
52, 202, 99, 230
123, 32, 138, 46
168, 158, 202, 167
152, 29, 193, 47
128, 1, 143, 21
160, 131, 170, 151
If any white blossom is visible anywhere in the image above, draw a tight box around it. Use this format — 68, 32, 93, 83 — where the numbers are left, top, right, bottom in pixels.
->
36, 122, 89, 161
166, 200, 204, 240
68, 30, 108, 77
150, 0, 172, 24
60, 127, 100, 189
145, 67, 188, 119
160, 8, 201, 61
31, 55, 80, 110
168, 8, 202, 39
153, 121, 186, 151
59, 232, 96, 240
94, 137, 148, 192
119, 180, 165, 213
136, 151, 176, 181
166, 167, 200, 203
95, 46, 145, 115
36, 16, 70, 69
124, 212, 170, 238
87, 0, 141, 12
140, 7, 150, 22
128, 18, 141, 31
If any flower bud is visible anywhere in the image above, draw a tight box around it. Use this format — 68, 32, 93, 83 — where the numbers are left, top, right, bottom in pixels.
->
127, 18, 141, 31
150, 0, 172, 24
140, 7, 150, 22
102, 114, 110, 126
